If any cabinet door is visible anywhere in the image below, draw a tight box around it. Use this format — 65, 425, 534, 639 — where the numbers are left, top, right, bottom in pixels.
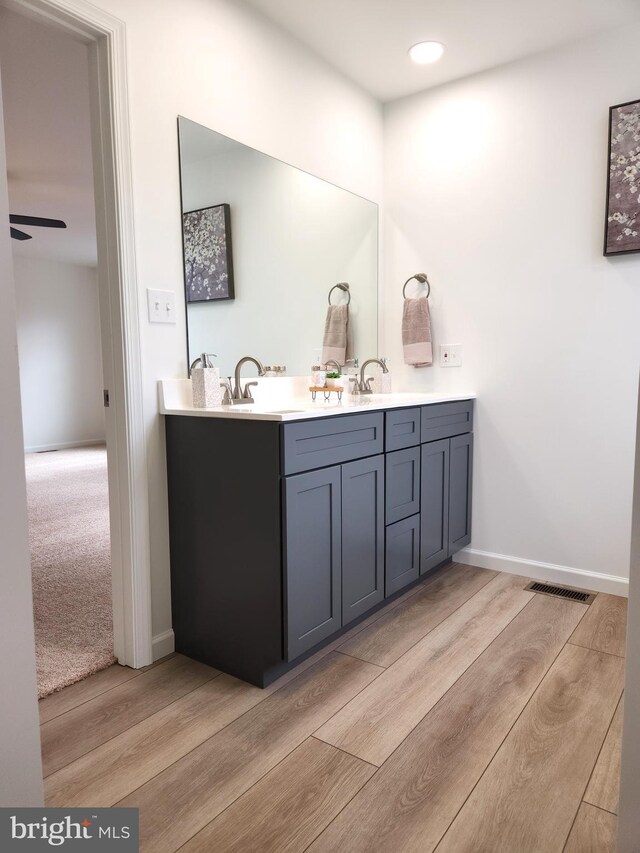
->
420, 438, 450, 575
449, 432, 473, 553
342, 455, 385, 625
386, 445, 421, 524
284, 466, 341, 660
385, 514, 420, 596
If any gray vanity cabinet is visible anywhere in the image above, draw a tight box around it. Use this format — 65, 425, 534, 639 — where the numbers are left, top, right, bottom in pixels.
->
341, 455, 385, 625
283, 466, 342, 660
165, 399, 473, 688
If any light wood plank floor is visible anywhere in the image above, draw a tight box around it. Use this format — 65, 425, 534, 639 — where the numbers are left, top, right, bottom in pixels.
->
39, 563, 626, 853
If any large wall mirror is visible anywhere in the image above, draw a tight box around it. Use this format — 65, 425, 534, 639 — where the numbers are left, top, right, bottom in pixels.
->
178, 116, 378, 379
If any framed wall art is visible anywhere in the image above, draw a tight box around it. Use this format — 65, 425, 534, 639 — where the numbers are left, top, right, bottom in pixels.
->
604, 99, 640, 256
182, 203, 235, 301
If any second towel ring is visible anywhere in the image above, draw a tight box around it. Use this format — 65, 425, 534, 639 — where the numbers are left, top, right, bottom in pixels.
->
328, 282, 351, 305
403, 273, 431, 300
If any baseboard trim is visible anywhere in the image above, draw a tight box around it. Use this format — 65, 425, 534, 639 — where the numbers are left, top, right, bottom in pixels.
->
455, 548, 629, 597
152, 629, 175, 661
25, 439, 106, 454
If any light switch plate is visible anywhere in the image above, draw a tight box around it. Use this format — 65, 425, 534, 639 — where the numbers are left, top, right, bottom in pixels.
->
147, 289, 176, 324
440, 344, 462, 367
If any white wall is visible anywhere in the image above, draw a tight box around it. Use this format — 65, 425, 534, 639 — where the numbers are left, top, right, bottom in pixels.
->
0, 68, 44, 807
383, 24, 640, 591
49, 0, 384, 644
183, 141, 378, 378
14, 257, 105, 452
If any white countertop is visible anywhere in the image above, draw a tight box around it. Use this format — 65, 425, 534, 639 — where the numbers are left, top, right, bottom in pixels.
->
159, 378, 475, 422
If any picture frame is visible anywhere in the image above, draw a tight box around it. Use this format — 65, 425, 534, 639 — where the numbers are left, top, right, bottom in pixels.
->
182, 202, 235, 301
604, 98, 640, 257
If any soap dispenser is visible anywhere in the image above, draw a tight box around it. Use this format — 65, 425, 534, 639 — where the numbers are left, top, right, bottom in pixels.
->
191, 352, 223, 408
377, 357, 392, 394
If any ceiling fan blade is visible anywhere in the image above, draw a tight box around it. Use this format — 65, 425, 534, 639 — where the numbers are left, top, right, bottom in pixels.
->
10, 227, 32, 241
9, 214, 66, 229
9, 228, 31, 240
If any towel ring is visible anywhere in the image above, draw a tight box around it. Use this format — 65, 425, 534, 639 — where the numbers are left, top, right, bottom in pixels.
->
403, 273, 431, 300
328, 282, 351, 305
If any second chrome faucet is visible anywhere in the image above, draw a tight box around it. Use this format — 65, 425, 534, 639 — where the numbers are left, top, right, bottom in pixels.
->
353, 358, 389, 395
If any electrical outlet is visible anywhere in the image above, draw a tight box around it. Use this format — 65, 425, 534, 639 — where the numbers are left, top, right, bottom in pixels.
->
147, 289, 176, 324
440, 344, 462, 367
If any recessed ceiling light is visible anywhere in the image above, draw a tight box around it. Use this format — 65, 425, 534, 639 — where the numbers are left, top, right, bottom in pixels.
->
409, 41, 445, 65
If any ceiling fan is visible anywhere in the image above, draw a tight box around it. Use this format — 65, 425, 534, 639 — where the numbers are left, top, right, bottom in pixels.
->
9, 214, 67, 241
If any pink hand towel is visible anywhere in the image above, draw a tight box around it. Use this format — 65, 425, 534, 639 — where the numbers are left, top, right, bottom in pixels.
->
322, 304, 353, 366
402, 295, 433, 367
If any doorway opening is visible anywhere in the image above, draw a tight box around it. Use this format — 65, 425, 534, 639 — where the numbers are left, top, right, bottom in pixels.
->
1, 7, 111, 696
0, 0, 153, 688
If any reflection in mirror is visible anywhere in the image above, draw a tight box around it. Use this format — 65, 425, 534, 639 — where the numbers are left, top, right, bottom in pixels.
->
178, 117, 378, 379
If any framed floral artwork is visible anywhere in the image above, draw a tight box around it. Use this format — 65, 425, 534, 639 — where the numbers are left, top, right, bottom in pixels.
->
604, 99, 640, 256
182, 203, 235, 301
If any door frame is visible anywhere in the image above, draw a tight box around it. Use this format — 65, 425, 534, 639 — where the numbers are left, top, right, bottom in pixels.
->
1, 0, 153, 667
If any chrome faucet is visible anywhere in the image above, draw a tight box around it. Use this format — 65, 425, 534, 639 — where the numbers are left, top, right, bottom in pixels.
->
354, 358, 389, 395
225, 355, 266, 404
324, 359, 342, 375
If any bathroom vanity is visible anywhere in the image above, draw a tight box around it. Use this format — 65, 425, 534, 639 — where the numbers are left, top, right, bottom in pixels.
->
170, 116, 473, 687
161, 384, 475, 686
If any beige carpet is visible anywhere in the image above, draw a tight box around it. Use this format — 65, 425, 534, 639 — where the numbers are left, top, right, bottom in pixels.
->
25, 445, 115, 698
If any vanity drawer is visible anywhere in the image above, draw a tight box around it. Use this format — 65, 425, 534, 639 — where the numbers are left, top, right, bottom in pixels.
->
421, 400, 473, 443
385, 407, 421, 451
385, 446, 420, 524
385, 514, 420, 597
282, 413, 384, 475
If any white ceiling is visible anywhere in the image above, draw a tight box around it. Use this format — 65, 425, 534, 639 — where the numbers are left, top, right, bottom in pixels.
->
244, 0, 640, 101
0, 7, 97, 267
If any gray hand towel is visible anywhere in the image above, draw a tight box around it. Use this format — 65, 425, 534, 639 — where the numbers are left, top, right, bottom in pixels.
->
402, 295, 433, 367
322, 304, 353, 366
